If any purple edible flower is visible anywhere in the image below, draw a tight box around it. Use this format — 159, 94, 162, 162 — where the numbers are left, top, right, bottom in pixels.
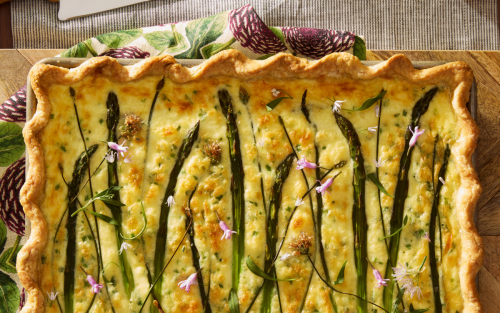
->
408, 126, 425, 148
219, 220, 237, 240
178, 272, 198, 293
296, 157, 318, 170
316, 178, 333, 195
87, 274, 103, 294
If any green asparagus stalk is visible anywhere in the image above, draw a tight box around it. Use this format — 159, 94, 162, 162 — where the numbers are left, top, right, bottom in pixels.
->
154, 120, 200, 298
105, 91, 135, 297
184, 187, 212, 313
261, 153, 294, 313
382, 87, 438, 311
218, 90, 246, 295
429, 145, 450, 313
334, 112, 368, 313
148, 78, 165, 127
64, 145, 99, 313
297, 91, 337, 311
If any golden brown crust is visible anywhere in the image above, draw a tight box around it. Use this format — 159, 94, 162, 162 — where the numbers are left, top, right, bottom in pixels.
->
20, 50, 482, 313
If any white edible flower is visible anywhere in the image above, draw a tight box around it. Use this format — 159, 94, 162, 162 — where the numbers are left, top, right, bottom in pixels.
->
439, 177, 445, 185
332, 100, 346, 113
295, 198, 305, 207
271, 88, 280, 97
166, 195, 175, 207
119, 242, 132, 255
368, 126, 378, 134
374, 157, 386, 168
375, 104, 380, 117
46, 290, 59, 301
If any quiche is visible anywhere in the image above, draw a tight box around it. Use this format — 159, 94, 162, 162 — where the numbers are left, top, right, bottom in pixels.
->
20, 51, 482, 313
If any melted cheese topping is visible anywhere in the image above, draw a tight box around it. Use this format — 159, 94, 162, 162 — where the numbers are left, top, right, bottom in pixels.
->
37, 72, 464, 313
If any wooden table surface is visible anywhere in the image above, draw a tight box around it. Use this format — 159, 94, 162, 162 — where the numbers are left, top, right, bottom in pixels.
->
1, 49, 500, 311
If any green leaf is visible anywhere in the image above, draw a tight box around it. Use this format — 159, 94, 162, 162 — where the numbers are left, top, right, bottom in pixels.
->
79, 209, 119, 226
246, 256, 294, 282
176, 12, 228, 59
393, 287, 404, 313
102, 262, 120, 285
0, 122, 25, 166
269, 27, 286, 46
200, 39, 235, 59
344, 90, 386, 112
229, 288, 239, 313
265, 90, 293, 111
0, 271, 20, 313
95, 29, 143, 48
0, 245, 23, 273
409, 303, 428, 313
352, 36, 366, 61
144, 29, 189, 54
0, 220, 6, 254
367, 173, 393, 197
380, 215, 408, 240
333, 260, 347, 285
61, 41, 90, 58
120, 202, 147, 240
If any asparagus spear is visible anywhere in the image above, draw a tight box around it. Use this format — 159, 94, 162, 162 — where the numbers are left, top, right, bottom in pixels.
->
334, 112, 368, 313
64, 145, 99, 313
429, 145, 450, 313
297, 91, 336, 311
153, 120, 200, 298
184, 187, 212, 312
105, 91, 135, 297
382, 87, 438, 311
218, 90, 246, 295
261, 153, 295, 313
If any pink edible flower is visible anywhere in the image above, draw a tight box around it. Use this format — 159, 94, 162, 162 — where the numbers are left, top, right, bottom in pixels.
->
408, 126, 425, 148
316, 178, 333, 195
123, 154, 133, 163
219, 220, 237, 240
372, 267, 390, 288
46, 290, 59, 301
423, 232, 431, 243
86, 274, 104, 294
178, 272, 198, 293
296, 157, 318, 170
108, 141, 129, 157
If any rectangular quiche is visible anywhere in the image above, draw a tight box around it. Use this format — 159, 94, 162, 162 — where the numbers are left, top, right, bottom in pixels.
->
20, 51, 482, 313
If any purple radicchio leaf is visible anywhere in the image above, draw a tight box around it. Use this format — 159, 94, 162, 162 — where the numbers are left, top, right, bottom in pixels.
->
281, 27, 356, 59
19, 288, 26, 309
229, 4, 287, 55
98, 46, 151, 59
0, 85, 27, 123
0, 158, 25, 236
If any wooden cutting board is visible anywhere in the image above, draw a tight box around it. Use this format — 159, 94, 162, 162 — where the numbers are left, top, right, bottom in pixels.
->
1, 49, 499, 312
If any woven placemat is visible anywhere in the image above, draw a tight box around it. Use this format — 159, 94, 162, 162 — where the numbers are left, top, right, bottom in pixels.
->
11, 0, 499, 50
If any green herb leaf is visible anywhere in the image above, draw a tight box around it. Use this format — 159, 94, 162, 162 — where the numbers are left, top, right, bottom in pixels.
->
380, 215, 408, 240
343, 90, 387, 112
367, 173, 394, 197
79, 209, 120, 226
0, 122, 25, 167
269, 27, 286, 46
333, 260, 348, 285
266, 90, 293, 111
120, 202, 147, 240
0, 245, 23, 273
102, 262, 120, 285
0, 271, 20, 313
229, 288, 239, 313
352, 36, 366, 61
246, 257, 295, 282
